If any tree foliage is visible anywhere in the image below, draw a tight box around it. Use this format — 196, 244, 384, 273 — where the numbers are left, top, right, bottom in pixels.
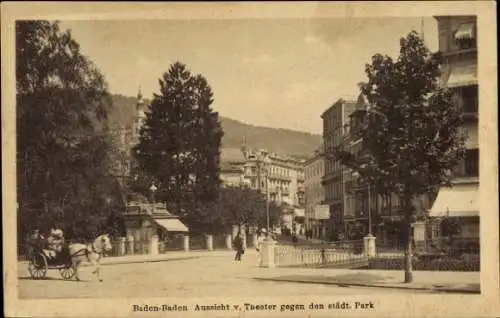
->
331, 31, 467, 282
181, 186, 281, 235
335, 32, 466, 199
133, 62, 223, 219
16, 21, 123, 241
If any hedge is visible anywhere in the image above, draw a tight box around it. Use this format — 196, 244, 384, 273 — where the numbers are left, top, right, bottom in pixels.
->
367, 257, 479, 271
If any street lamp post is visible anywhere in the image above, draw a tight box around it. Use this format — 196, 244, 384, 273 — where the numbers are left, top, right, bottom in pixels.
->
352, 170, 376, 258
352, 171, 372, 235
367, 183, 372, 235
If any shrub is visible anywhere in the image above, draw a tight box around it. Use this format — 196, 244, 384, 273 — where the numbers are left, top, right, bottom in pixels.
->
367, 256, 479, 271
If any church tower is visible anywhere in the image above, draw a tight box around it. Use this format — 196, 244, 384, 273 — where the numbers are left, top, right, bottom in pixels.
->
128, 86, 148, 180
132, 86, 147, 144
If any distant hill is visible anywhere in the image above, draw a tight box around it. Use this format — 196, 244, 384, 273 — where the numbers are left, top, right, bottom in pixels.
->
108, 94, 322, 159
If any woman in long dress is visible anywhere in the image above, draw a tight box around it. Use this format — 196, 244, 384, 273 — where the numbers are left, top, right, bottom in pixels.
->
256, 229, 267, 266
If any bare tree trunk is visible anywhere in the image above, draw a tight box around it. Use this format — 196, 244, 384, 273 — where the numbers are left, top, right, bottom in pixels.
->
403, 195, 413, 283
404, 219, 413, 283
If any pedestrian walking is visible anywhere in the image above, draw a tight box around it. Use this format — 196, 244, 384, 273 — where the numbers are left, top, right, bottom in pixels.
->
256, 229, 267, 266
292, 231, 298, 248
233, 232, 244, 261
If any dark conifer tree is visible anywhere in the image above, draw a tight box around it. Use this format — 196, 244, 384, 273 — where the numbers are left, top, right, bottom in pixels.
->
134, 62, 223, 226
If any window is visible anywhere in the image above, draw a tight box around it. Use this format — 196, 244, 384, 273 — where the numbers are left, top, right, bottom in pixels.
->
465, 149, 479, 176
461, 85, 478, 113
432, 224, 440, 238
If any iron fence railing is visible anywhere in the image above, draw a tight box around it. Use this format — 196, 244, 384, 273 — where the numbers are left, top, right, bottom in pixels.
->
274, 240, 366, 267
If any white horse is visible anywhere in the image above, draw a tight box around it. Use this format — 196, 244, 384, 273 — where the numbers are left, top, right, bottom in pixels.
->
68, 234, 113, 282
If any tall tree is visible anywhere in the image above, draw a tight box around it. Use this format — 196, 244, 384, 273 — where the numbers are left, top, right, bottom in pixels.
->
134, 62, 223, 228
16, 21, 121, 241
332, 31, 466, 282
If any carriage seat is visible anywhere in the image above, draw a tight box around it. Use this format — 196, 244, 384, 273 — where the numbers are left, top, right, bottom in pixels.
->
43, 242, 71, 261
43, 246, 71, 262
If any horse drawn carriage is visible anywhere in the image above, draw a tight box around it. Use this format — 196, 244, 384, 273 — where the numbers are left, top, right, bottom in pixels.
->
25, 232, 113, 282
26, 240, 75, 280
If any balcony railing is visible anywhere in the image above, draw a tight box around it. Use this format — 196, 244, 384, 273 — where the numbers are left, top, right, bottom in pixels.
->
268, 173, 292, 181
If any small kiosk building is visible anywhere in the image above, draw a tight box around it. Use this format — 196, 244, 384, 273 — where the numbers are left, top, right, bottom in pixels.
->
123, 201, 189, 253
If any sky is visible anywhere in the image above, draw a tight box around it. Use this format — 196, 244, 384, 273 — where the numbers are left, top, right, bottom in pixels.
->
60, 17, 438, 134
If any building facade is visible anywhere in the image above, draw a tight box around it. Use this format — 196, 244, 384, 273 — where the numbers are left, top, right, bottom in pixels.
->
219, 147, 306, 231
321, 98, 357, 239
219, 148, 248, 188
304, 149, 328, 239
219, 163, 246, 188
428, 16, 479, 249
341, 95, 417, 242
240, 147, 305, 208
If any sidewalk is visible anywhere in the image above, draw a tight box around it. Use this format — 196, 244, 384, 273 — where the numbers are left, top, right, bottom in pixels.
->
253, 268, 480, 293
100, 249, 232, 266
18, 249, 234, 267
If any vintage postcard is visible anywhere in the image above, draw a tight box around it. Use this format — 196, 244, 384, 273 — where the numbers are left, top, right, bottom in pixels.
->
2, 2, 499, 317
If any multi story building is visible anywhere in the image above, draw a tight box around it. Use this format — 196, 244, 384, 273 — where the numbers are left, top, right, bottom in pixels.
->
219, 147, 306, 230
304, 148, 328, 239
219, 148, 250, 188
339, 17, 478, 247
321, 98, 357, 239
240, 147, 305, 208
428, 16, 479, 249
342, 95, 413, 242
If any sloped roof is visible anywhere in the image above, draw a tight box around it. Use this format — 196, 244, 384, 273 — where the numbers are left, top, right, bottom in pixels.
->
220, 147, 245, 163
220, 161, 242, 172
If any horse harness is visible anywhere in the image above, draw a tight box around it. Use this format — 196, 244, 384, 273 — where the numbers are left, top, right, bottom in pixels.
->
68, 242, 105, 261
86, 242, 105, 260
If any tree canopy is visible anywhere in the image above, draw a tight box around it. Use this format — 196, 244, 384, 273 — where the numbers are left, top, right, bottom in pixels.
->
16, 21, 123, 240
182, 186, 281, 235
133, 62, 223, 227
335, 31, 466, 206
332, 31, 467, 282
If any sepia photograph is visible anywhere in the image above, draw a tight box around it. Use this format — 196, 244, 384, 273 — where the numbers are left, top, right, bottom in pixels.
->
2, 2, 498, 317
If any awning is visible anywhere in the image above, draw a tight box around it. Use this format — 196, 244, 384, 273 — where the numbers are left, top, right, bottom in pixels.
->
454, 22, 475, 41
429, 184, 479, 217
154, 218, 189, 232
446, 64, 477, 88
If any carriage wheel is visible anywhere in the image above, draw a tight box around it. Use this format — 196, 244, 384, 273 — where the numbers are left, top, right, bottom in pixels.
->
59, 263, 75, 280
28, 252, 48, 279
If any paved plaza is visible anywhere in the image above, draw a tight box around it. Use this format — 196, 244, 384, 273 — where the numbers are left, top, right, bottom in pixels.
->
17, 250, 478, 299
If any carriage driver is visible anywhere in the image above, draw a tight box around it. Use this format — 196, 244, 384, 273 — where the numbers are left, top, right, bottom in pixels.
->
47, 227, 65, 255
